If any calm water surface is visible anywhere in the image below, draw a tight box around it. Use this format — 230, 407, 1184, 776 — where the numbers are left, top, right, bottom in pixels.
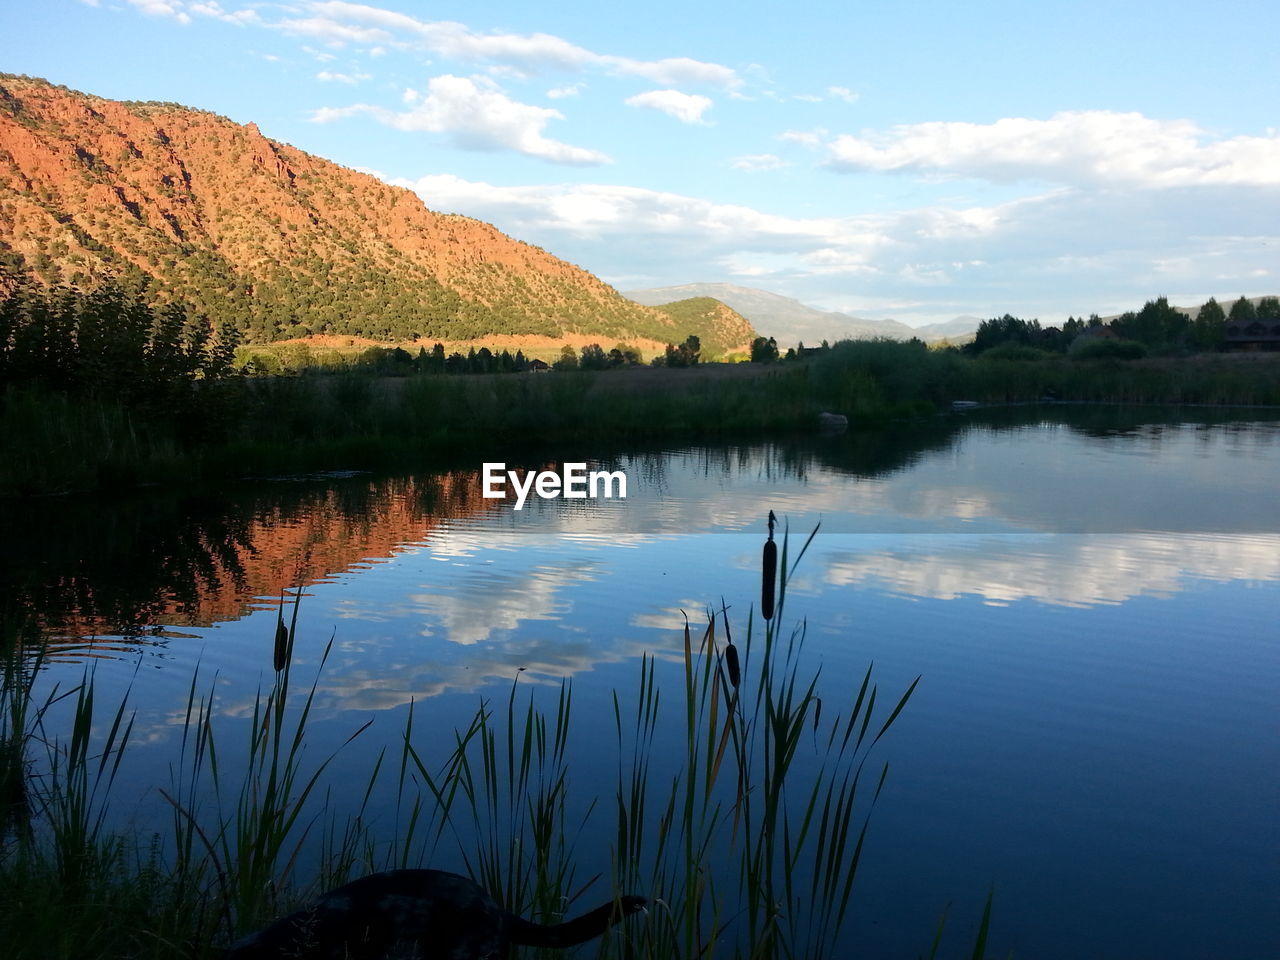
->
7, 408, 1279, 959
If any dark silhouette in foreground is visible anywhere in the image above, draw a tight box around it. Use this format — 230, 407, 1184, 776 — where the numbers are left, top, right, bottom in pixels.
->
223, 868, 646, 959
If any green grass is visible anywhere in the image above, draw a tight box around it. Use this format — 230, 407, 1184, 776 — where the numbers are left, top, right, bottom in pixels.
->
0, 527, 1000, 959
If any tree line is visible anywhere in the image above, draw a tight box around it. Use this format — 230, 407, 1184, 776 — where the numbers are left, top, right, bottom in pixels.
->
242, 337, 704, 376
0, 281, 240, 402
964, 296, 1279, 358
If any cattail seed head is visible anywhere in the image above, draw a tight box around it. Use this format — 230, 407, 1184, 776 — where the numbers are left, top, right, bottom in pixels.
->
762, 538, 777, 621
273, 619, 289, 673
725, 641, 741, 689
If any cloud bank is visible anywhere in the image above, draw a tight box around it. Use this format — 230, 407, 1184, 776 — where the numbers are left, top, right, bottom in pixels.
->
313, 75, 611, 165
825, 111, 1280, 187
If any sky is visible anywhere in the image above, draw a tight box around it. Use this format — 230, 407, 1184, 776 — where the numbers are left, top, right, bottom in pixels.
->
3, 0, 1279, 326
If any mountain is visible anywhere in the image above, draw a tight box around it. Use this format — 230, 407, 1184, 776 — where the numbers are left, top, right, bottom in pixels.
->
649, 297, 756, 355
623, 282, 932, 345
0, 74, 754, 355
911, 315, 982, 342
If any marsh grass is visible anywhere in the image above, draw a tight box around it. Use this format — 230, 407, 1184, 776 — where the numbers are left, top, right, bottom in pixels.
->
0, 533, 996, 959
7, 350, 1280, 495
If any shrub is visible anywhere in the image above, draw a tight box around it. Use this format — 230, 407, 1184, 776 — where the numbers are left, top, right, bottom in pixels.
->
1069, 338, 1148, 361
980, 343, 1052, 362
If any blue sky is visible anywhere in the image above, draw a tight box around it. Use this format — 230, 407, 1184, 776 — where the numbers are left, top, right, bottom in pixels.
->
4, 0, 1278, 325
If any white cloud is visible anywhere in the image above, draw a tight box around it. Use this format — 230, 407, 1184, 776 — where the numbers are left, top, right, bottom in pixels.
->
823, 534, 1280, 608
394, 173, 835, 241
384, 173, 994, 281
125, 0, 191, 23
302, 45, 338, 62
281, 16, 392, 46
607, 56, 738, 89
780, 128, 828, 149
315, 70, 371, 84
826, 110, 1280, 187
278, 2, 740, 87
313, 74, 611, 165
731, 153, 790, 172
547, 83, 584, 99
189, 0, 258, 23
826, 85, 858, 103
378, 170, 1278, 325
625, 89, 713, 125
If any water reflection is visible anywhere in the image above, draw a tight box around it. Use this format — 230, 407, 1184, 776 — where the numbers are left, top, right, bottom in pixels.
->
3, 407, 1277, 661
7, 407, 1279, 960
821, 532, 1280, 607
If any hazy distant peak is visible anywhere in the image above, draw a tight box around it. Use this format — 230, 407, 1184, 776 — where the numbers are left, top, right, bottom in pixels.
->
623, 282, 965, 345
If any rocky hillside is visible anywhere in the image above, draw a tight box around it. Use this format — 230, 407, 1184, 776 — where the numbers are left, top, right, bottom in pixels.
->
0, 74, 755, 354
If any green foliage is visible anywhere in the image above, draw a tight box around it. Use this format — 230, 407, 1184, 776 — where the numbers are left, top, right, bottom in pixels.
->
664, 334, 702, 368
808, 338, 946, 420
750, 336, 779, 363
579, 343, 609, 370
979, 343, 1052, 362
650, 298, 756, 355
608, 344, 642, 367
1190, 298, 1226, 351
1069, 337, 1148, 361
1227, 296, 1257, 327
965, 314, 1071, 355
0, 283, 240, 403
4, 300, 1280, 494
1112, 297, 1189, 348
553, 345, 579, 371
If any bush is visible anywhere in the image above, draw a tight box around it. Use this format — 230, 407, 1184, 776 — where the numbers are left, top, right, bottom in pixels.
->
980, 343, 1052, 362
1069, 337, 1147, 361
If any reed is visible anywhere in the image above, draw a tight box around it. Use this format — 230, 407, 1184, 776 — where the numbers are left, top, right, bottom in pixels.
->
7, 349, 1279, 496
0, 531, 998, 959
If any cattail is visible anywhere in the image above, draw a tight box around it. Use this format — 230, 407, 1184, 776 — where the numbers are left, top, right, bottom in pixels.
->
273, 615, 289, 673
761, 510, 777, 621
725, 640, 741, 690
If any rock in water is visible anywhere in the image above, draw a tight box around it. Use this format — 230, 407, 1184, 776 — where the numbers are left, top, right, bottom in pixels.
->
225, 869, 645, 960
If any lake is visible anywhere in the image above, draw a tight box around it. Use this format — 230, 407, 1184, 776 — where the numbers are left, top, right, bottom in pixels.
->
5, 406, 1278, 959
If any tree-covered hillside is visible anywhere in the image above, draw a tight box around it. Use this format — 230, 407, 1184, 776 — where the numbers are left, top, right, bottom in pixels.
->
0, 74, 754, 355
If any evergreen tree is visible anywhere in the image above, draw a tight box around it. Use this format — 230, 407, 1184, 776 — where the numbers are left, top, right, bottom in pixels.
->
579, 343, 608, 370
1228, 296, 1257, 329
553, 345, 579, 371
1190, 297, 1226, 351
750, 336, 779, 363
665, 334, 701, 367
428, 342, 446, 374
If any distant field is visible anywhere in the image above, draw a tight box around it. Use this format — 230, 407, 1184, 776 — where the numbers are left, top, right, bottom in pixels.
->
240, 333, 711, 367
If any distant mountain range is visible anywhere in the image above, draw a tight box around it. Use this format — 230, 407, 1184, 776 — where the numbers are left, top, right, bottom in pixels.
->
624, 282, 980, 346
0, 74, 755, 355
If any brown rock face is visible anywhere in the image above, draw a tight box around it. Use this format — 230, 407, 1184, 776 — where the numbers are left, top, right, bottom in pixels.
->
0, 74, 755, 353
